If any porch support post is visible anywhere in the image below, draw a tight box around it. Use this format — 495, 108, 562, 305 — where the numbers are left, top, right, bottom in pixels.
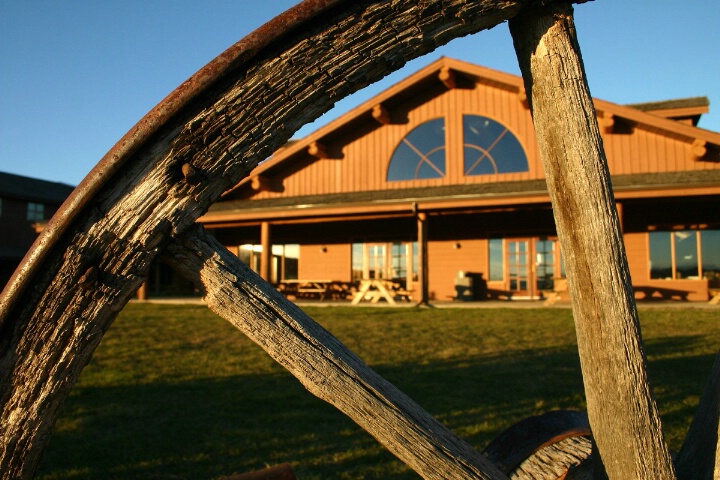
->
510, 4, 675, 480
136, 281, 148, 301
260, 221, 272, 282
417, 212, 429, 305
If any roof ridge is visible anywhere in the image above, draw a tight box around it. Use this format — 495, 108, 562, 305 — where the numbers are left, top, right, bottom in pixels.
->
627, 96, 709, 111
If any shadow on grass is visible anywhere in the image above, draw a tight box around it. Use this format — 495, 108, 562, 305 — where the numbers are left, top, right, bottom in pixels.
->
39, 346, 587, 480
643, 335, 719, 449
37, 334, 716, 479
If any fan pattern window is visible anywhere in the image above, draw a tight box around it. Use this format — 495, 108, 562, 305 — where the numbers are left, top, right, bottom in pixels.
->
463, 115, 528, 175
387, 118, 446, 181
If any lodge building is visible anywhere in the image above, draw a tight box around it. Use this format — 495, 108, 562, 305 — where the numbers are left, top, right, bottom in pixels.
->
0, 172, 75, 288
186, 57, 720, 303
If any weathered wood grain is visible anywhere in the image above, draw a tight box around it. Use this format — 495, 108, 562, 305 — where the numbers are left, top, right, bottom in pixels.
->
510, 436, 592, 480
509, 4, 676, 479
163, 224, 508, 480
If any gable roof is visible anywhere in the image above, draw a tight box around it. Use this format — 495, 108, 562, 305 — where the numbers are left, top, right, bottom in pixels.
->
222, 56, 720, 199
627, 96, 709, 126
0, 172, 75, 204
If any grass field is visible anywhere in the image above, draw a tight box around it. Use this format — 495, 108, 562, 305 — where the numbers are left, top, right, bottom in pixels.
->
36, 303, 720, 479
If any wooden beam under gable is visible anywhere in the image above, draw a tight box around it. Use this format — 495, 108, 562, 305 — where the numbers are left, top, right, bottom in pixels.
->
372, 104, 391, 125
439, 66, 456, 89
691, 139, 707, 161
600, 111, 615, 134
518, 86, 529, 109
251, 175, 283, 193
308, 141, 329, 159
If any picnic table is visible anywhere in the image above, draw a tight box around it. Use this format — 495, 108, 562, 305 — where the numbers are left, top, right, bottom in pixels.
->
710, 289, 720, 305
277, 280, 352, 301
351, 279, 413, 305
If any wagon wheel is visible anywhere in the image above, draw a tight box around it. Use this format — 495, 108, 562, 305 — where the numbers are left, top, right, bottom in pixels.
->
483, 410, 594, 480
0, 1, 717, 479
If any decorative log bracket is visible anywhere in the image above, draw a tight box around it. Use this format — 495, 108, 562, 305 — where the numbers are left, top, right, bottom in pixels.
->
0, 1, 717, 479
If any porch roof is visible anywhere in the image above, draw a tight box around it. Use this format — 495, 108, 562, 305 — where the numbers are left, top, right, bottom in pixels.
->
204, 170, 720, 222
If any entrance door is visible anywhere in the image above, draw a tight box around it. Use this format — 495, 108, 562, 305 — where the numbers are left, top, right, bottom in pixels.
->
507, 240, 531, 294
353, 242, 416, 287
366, 244, 387, 279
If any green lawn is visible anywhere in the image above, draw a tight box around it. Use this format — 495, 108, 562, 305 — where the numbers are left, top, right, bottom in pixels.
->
36, 303, 720, 479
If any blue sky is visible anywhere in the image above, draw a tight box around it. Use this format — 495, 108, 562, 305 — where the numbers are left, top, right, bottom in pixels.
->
1, 1, 718, 186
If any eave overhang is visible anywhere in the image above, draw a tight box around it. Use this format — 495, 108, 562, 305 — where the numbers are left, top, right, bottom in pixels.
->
201, 171, 720, 227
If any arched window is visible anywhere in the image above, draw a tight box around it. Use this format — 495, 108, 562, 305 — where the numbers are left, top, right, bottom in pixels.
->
463, 115, 528, 176
387, 118, 446, 181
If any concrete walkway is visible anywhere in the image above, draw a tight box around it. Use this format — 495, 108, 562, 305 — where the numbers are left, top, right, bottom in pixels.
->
131, 297, 719, 310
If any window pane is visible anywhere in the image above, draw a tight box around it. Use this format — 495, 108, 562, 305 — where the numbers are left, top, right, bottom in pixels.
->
649, 232, 672, 279
238, 244, 253, 266
351, 243, 364, 281
368, 244, 386, 279
489, 238, 503, 281
283, 244, 299, 281
536, 240, 555, 290
702, 230, 720, 288
238, 244, 262, 273
27, 202, 44, 222
387, 119, 446, 181
674, 231, 699, 279
391, 243, 407, 281
463, 115, 529, 176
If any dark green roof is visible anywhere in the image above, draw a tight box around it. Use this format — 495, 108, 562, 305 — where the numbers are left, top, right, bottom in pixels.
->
209, 170, 720, 215
627, 96, 709, 112
0, 172, 75, 204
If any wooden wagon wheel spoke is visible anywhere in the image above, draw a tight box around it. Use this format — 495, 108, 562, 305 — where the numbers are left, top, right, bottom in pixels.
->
509, 4, 675, 479
0, 1, 585, 478
163, 224, 507, 479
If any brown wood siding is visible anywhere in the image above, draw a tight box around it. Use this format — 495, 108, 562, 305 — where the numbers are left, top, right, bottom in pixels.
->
428, 239, 489, 301
603, 126, 720, 176
624, 232, 648, 283
252, 82, 547, 200
298, 244, 352, 282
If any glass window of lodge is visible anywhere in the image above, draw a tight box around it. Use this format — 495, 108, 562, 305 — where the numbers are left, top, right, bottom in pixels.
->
351, 242, 417, 284
238, 244, 298, 283
535, 239, 556, 290
649, 230, 719, 282
27, 202, 44, 222
463, 115, 528, 176
387, 118, 446, 181
488, 238, 504, 281
702, 231, 720, 288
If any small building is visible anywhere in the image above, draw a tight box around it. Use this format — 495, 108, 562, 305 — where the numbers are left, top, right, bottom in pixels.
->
190, 57, 720, 303
0, 172, 75, 288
